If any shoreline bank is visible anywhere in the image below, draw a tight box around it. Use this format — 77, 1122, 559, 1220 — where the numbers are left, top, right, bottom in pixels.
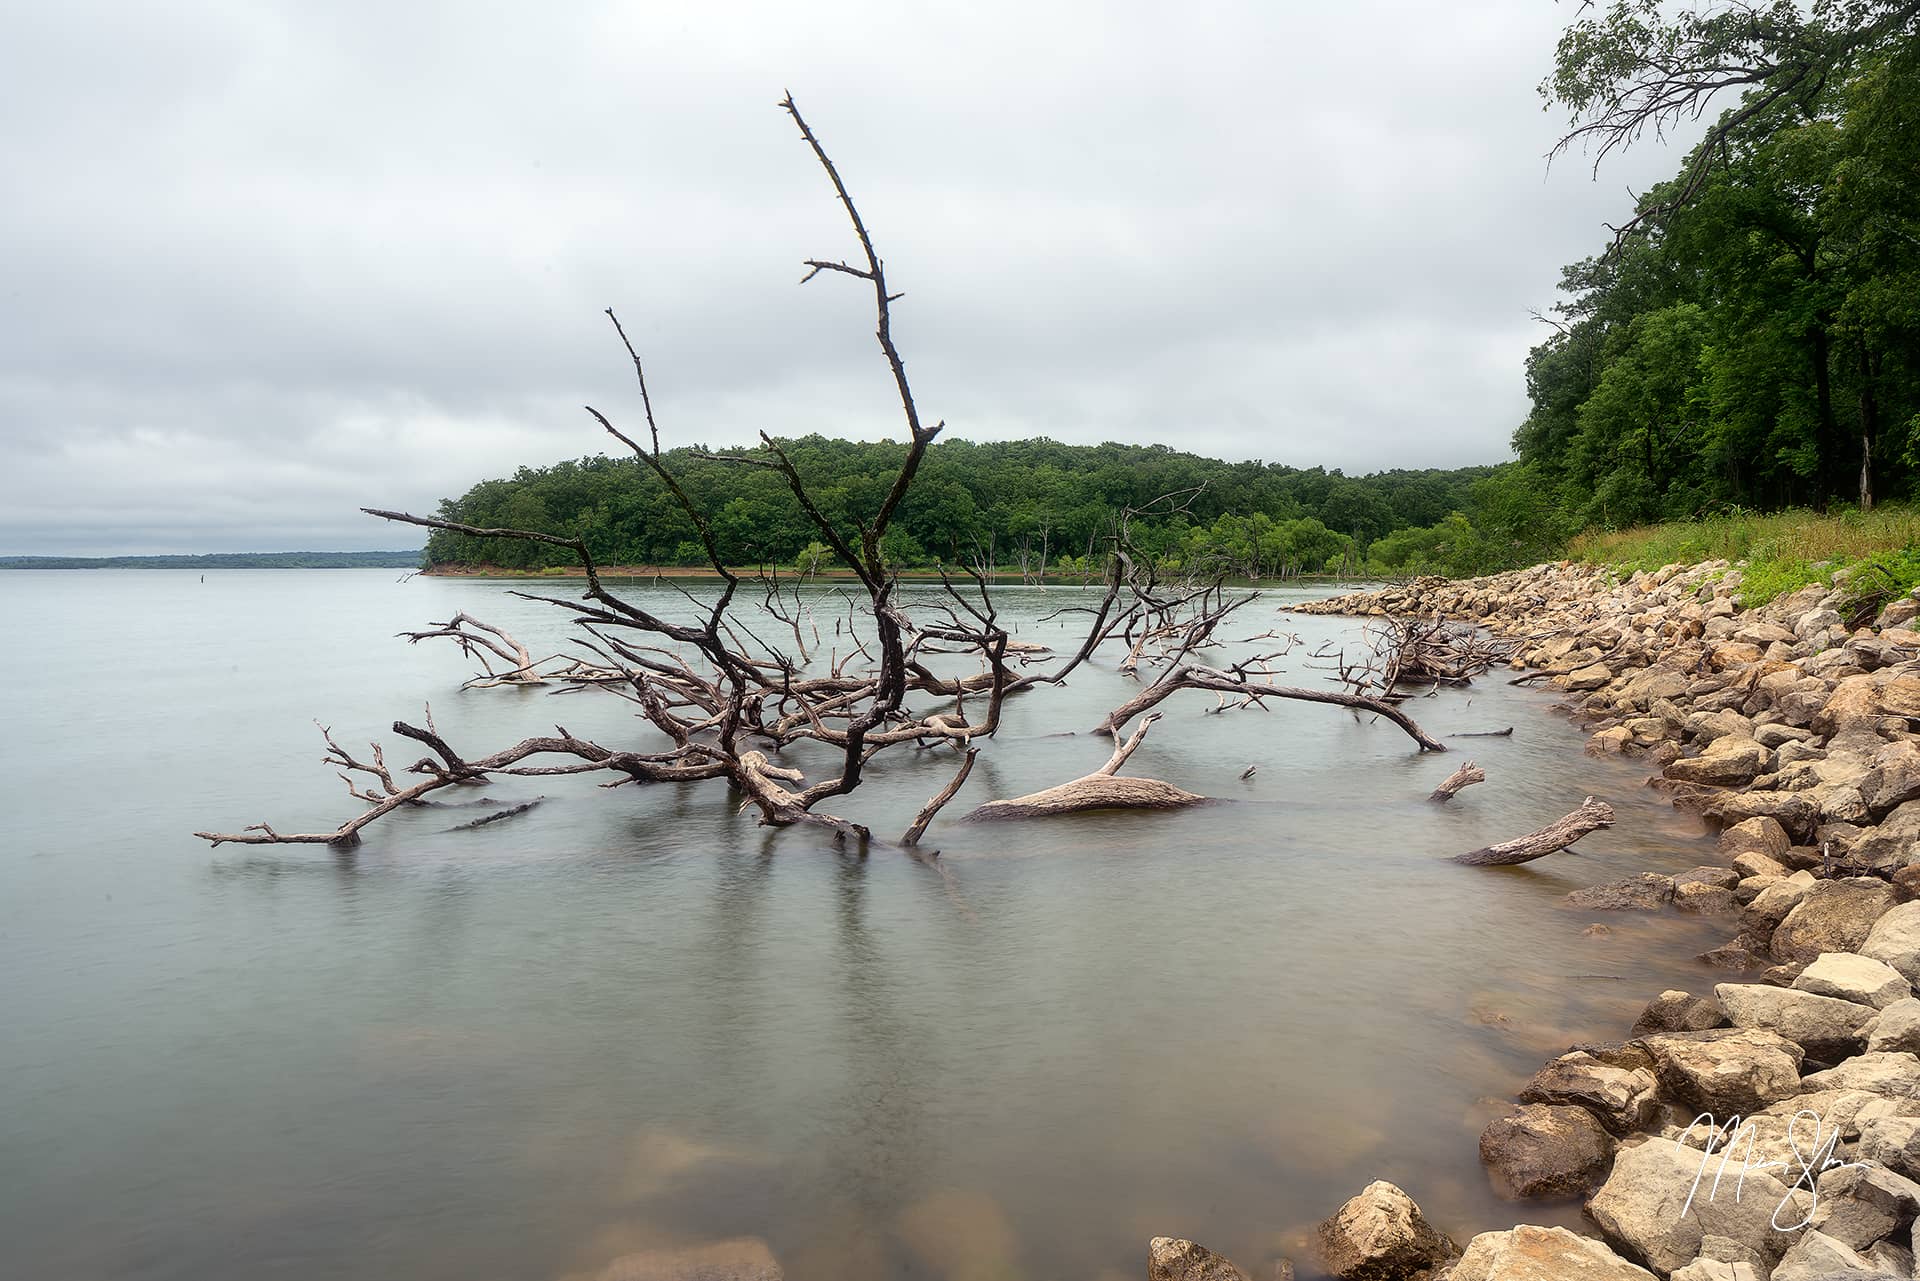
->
1172, 560, 1920, 1281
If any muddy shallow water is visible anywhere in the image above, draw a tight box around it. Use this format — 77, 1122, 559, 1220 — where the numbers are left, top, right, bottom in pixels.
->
1, 572, 1731, 1279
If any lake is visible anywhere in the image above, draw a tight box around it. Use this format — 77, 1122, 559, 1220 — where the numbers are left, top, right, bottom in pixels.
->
1, 570, 1730, 1280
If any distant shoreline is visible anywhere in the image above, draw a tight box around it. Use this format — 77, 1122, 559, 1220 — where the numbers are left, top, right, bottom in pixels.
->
0, 551, 423, 570
420, 561, 1365, 586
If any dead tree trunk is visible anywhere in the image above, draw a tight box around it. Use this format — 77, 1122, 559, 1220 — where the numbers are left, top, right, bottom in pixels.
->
1093, 664, 1446, 752
1451, 797, 1614, 866
964, 714, 1205, 820
1428, 760, 1486, 802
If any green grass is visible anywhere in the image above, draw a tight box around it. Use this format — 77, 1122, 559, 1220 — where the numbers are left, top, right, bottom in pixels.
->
1567, 505, 1920, 609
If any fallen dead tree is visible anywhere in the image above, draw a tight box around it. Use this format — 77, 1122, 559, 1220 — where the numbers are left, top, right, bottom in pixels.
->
194, 97, 1448, 854
1092, 662, 1447, 751
1450, 797, 1614, 866
1428, 760, 1486, 802
1319, 615, 1519, 700
964, 715, 1205, 820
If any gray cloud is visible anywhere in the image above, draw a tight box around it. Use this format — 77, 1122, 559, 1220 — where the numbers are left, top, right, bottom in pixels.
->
0, 0, 1702, 554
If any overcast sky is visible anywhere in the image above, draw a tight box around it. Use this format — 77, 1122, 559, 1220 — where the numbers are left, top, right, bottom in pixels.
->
1, 1, 1702, 555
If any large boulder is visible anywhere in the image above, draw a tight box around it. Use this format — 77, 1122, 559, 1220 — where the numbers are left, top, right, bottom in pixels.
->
1883, 673, 1920, 718
1446, 1226, 1654, 1281
1666, 737, 1772, 787
1712, 983, 1877, 1058
1863, 901, 1920, 983
1564, 663, 1613, 691
1520, 1050, 1661, 1134
1865, 997, 1920, 1053
1148, 1237, 1251, 1281
1566, 875, 1676, 912
1861, 741, 1920, 817
1858, 1115, 1920, 1180
1799, 1050, 1920, 1095
1718, 816, 1791, 861
1702, 789, 1821, 843
1853, 800, 1920, 871
1769, 1229, 1879, 1281
1815, 676, 1883, 737
1631, 991, 1729, 1037
1792, 952, 1912, 1009
1674, 881, 1740, 914
1770, 879, 1899, 963
1316, 1181, 1458, 1280
1634, 1028, 1804, 1114
1478, 1103, 1615, 1199
1807, 1162, 1920, 1251
1586, 1137, 1809, 1274
1741, 871, 1817, 936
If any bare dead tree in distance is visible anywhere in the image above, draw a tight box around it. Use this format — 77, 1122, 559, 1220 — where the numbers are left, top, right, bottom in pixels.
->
195, 95, 1443, 853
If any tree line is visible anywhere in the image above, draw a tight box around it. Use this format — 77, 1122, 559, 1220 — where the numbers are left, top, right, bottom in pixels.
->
1517, 1, 1920, 526
419, 438, 1535, 578
428, 5, 1920, 583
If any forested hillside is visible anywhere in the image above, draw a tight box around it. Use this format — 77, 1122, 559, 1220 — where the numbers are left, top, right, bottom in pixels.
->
1518, 4, 1920, 525
421, 439, 1523, 577
428, 5, 1919, 581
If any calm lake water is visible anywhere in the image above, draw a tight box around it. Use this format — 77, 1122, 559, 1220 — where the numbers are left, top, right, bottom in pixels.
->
2, 570, 1731, 1280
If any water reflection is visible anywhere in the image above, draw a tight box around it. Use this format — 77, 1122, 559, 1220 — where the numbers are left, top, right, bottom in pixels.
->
1, 573, 1736, 1281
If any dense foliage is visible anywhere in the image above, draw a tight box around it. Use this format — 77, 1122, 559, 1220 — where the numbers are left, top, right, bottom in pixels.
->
427, 5, 1920, 582
1520, 3, 1920, 525
421, 438, 1508, 577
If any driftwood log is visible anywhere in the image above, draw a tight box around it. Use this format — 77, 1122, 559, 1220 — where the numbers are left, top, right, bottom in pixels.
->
1451, 796, 1615, 866
965, 715, 1205, 820
1428, 760, 1486, 802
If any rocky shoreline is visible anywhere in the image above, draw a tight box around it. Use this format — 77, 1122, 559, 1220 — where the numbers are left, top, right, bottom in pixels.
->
1152, 561, 1920, 1280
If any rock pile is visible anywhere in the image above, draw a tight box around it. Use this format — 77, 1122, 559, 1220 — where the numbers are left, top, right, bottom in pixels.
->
1151, 563, 1920, 1279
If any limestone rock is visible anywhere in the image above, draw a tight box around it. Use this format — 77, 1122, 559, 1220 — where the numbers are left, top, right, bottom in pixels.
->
1675, 882, 1740, 915
1770, 879, 1899, 963
1588, 726, 1632, 755
1565, 663, 1613, 691
1854, 801, 1920, 872
1634, 1028, 1804, 1114
1712, 982, 1877, 1058
1742, 872, 1818, 935
1566, 874, 1676, 913
1447, 1226, 1654, 1281
1668, 1262, 1758, 1281
1518, 1051, 1660, 1135
1702, 789, 1821, 843
1148, 1237, 1251, 1281
1666, 736, 1772, 787
1808, 1162, 1920, 1251
1863, 900, 1920, 983
1816, 676, 1883, 737
1631, 991, 1728, 1037
1865, 997, 1920, 1053
1799, 1050, 1920, 1095
1769, 1229, 1879, 1281
1316, 1181, 1458, 1281
1585, 1136, 1808, 1274
1719, 816, 1791, 861
1698, 938, 1767, 970
1861, 740, 1920, 817
1478, 1103, 1615, 1198
1793, 952, 1912, 1009
1859, 1115, 1920, 1180
1731, 851, 1788, 881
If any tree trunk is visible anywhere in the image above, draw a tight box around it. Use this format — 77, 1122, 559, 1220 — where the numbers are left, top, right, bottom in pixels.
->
1451, 796, 1614, 866
1428, 760, 1486, 803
